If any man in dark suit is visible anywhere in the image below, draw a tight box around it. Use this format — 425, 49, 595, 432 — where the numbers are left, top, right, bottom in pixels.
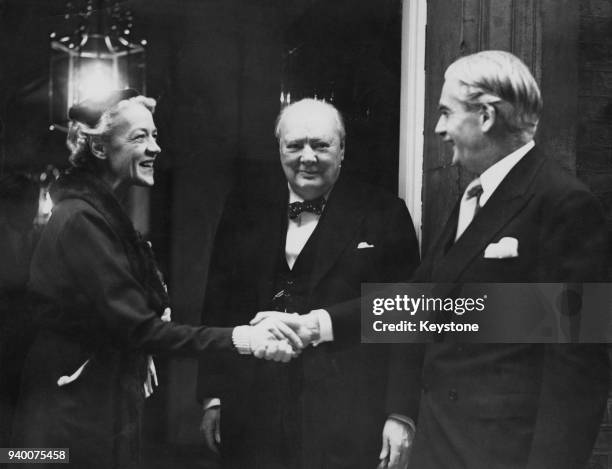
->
196, 98, 420, 468
391, 50, 610, 469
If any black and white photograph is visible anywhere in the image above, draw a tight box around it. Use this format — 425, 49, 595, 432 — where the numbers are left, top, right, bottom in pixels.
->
0, 0, 611, 468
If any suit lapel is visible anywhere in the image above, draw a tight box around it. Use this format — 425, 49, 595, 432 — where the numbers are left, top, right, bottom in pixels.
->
306, 176, 366, 291
254, 185, 289, 305
431, 149, 544, 282
412, 201, 459, 281
436, 200, 460, 257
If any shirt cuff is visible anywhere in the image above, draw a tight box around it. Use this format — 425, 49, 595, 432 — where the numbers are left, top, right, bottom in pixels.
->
310, 309, 334, 345
388, 413, 416, 434
232, 325, 252, 355
203, 398, 221, 410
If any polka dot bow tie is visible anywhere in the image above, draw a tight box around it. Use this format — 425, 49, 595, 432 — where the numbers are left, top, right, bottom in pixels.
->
288, 197, 326, 219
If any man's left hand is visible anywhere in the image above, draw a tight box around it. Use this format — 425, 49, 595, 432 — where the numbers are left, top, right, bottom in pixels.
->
378, 418, 414, 469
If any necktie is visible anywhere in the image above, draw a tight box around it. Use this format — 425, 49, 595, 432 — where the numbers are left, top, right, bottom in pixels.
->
466, 183, 483, 217
455, 180, 483, 241
288, 197, 326, 219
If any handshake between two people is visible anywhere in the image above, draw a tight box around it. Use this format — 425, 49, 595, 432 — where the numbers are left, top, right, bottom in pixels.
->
243, 311, 321, 362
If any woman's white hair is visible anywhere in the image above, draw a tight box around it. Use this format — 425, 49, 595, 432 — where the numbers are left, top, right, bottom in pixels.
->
445, 50, 542, 141
67, 96, 156, 168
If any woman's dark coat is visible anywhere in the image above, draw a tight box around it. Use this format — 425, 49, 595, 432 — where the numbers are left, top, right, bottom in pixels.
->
12, 170, 232, 469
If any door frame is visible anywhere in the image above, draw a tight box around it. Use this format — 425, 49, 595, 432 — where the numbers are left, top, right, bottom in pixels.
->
398, 0, 427, 247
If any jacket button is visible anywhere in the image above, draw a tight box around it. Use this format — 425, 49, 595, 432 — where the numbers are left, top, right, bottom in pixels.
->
448, 389, 458, 401
422, 383, 429, 393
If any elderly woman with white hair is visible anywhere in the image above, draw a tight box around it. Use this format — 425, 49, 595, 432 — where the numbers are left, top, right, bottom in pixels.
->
11, 90, 302, 468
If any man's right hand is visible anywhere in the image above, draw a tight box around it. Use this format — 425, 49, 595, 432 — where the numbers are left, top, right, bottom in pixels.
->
250, 311, 320, 347
200, 406, 221, 454
249, 316, 303, 361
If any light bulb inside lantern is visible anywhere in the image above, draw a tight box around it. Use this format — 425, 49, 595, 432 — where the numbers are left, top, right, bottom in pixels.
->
77, 62, 117, 101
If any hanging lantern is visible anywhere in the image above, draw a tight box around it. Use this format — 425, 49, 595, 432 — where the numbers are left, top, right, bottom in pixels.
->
49, 0, 147, 132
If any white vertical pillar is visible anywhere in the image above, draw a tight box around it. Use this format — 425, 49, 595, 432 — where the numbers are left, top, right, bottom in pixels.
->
398, 0, 427, 246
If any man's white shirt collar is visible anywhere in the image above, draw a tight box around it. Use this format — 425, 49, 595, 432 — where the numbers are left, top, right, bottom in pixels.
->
479, 140, 535, 206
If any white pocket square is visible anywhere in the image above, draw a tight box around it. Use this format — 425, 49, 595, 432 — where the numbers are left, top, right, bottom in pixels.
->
484, 237, 519, 259
357, 241, 375, 249
57, 359, 90, 387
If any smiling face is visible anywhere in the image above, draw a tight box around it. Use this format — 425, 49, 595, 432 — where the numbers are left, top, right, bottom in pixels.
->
102, 102, 160, 189
435, 79, 488, 173
278, 105, 344, 200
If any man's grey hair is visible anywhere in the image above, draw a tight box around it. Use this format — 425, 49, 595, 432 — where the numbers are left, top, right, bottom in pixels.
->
445, 50, 542, 141
274, 98, 346, 145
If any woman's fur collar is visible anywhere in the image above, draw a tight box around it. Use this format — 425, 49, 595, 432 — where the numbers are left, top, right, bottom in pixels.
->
50, 168, 168, 312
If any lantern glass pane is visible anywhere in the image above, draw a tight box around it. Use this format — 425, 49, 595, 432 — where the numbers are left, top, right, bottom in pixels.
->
118, 50, 146, 95
49, 49, 70, 127
74, 56, 118, 102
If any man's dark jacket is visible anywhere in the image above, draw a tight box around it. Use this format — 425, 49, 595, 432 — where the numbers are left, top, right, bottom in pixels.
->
197, 175, 420, 469
401, 148, 610, 469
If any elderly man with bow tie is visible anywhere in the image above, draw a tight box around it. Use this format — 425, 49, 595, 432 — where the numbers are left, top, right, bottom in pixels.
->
196, 98, 420, 469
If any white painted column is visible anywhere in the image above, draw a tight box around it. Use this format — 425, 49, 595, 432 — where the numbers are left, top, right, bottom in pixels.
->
398, 0, 427, 246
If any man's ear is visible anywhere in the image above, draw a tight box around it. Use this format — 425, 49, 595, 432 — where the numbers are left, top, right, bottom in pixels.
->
480, 103, 496, 133
89, 139, 107, 160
